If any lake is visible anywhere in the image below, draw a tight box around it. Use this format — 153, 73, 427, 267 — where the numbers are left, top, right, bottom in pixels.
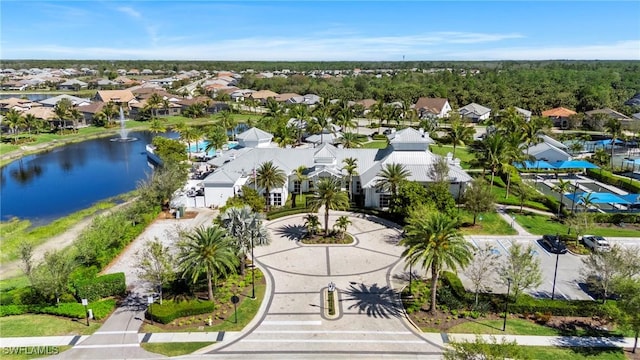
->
0, 131, 166, 226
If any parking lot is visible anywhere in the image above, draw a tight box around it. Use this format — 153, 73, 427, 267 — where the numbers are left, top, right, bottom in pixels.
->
459, 235, 639, 301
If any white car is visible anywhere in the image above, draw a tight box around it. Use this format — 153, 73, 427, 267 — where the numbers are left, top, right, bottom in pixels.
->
582, 235, 611, 252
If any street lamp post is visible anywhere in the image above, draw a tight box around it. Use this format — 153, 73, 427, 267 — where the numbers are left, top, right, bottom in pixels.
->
551, 234, 560, 300
81, 298, 89, 326
502, 278, 512, 332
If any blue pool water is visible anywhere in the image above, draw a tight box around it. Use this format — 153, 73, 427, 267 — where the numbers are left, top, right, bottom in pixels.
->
187, 141, 238, 157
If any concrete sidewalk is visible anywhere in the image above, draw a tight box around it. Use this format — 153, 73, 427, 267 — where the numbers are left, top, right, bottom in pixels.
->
1, 332, 636, 348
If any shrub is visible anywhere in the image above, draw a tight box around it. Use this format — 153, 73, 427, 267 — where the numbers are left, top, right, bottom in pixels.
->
147, 299, 215, 324
0, 305, 29, 316
32, 299, 116, 320
591, 213, 640, 224
266, 207, 311, 220
372, 134, 388, 140
75, 272, 126, 302
440, 271, 467, 301
587, 169, 640, 193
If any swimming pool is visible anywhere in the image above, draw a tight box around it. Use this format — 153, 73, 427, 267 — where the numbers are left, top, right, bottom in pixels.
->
187, 141, 238, 157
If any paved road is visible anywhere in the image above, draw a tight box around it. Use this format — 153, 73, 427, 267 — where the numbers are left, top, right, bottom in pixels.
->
200, 212, 445, 358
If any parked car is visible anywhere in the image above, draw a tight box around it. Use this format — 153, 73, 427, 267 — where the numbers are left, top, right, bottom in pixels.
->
582, 235, 611, 252
541, 234, 568, 254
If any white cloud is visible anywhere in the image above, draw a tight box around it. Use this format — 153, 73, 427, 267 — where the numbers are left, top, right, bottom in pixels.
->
4, 33, 639, 61
116, 6, 141, 19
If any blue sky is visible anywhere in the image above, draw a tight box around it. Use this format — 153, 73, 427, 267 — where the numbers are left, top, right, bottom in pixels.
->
1, 1, 639, 60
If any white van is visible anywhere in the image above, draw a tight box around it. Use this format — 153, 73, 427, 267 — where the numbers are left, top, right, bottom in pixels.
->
582, 235, 611, 252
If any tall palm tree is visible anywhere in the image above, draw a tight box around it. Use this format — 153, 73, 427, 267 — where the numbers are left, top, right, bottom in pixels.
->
308, 177, 350, 236
341, 157, 358, 201
292, 165, 308, 207
554, 178, 571, 218
218, 110, 236, 139
181, 126, 199, 158
177, 225, 238, 301
579, 192, 596, 212
604, 118, 622, 168
476, 133, 509, 188
23, 113, 38, 135
375, 163, 411, 197
3, 109, 23, 143
220, 206, 270, 275
448, 120, 475, 157
334, 106, 357, 133
290, 104, 310, 144
101, 101, 118, 127
400, 211, 473, 314
256, 161, 286, 211
308, 114, 332, 143
68, 108, 83, 132
371, 99, 386, 134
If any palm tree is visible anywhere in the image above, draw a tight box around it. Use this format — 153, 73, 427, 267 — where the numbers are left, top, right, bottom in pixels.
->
375, 163, 411, 197
53, 98, 72, 133
476, 133, 509, 187
334, 107, 357, 133
604, 118, 622, 168
3, 109, 23, 143
147, 93, 163, 119
181, 126, 199, 158
101, 101, 118, 127
255, 161, 286, 211
579, 192, 596, 212
23, 114, 38, 135
303, 213, 320, 236
308, 177, 350, 236
333, 215, 352, 240
337, 132, 362, 148
554, 178, 571, 218
68, 108, 83, 132
218, 110, 236, 139
308, 114, 332, 143
177, 225, 238, 301
149, 119, 167, 134
400, 211, 473, 314
292, 165, 308, 208
341, 157, 358, 201
220, 206, 270, 275
448, 120, 475, 157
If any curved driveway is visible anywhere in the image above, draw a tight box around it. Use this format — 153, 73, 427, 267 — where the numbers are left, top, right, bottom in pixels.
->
206, 212, 444, 359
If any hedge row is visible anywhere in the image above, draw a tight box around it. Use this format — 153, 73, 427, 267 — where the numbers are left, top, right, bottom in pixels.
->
0, 299, 116, 320
591, 213, 640, 224
75, 272, 126, 302
266, 207, 312, 220
147, 299, 215, 324
587, 168, 640, 193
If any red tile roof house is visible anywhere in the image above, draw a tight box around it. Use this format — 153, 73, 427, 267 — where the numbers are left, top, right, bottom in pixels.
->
414, 97, 451, 119
542, 107, 577, 129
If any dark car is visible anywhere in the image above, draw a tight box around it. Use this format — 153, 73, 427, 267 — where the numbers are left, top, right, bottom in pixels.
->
541, 235, 568, 254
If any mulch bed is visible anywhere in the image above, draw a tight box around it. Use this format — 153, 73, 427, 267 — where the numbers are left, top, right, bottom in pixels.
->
157, 210, 198, 220
300, 233, 354, 245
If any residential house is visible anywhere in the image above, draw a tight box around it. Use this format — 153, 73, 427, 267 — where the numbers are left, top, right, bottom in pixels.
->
275, 93, 301, 103
248, 90, 280, 104
39, 94, 91, 107
57, 79, 88, 91
77, 102, 105, 124
624, 93, 640, 107
585, 108, 631, 121
93, 90, 138, 109
459, 103, 491, 122
542, 107, 576, 129
414, 97, 451, 118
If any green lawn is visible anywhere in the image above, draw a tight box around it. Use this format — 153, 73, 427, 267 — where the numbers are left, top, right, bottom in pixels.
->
141, 342, 213, 357
511, 211, 640, 237
429, 144, 476, 169
361, 140, 388, 149
458, 211, 518, 235
0, 314, 101, 337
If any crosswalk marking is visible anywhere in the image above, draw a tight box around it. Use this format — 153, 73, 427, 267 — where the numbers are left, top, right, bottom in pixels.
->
254, 330, 411, 335
261, 320, 322, 326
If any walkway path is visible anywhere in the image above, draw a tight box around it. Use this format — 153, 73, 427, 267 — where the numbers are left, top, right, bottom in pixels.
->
43, 208, 218, 360
197, 212, 444, 358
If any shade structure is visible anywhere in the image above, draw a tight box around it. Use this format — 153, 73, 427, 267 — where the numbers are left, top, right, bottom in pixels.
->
565, 192, 631, 205
549, 160, 600, 169
619, 194, 640, 205
514, 160, 555, 169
